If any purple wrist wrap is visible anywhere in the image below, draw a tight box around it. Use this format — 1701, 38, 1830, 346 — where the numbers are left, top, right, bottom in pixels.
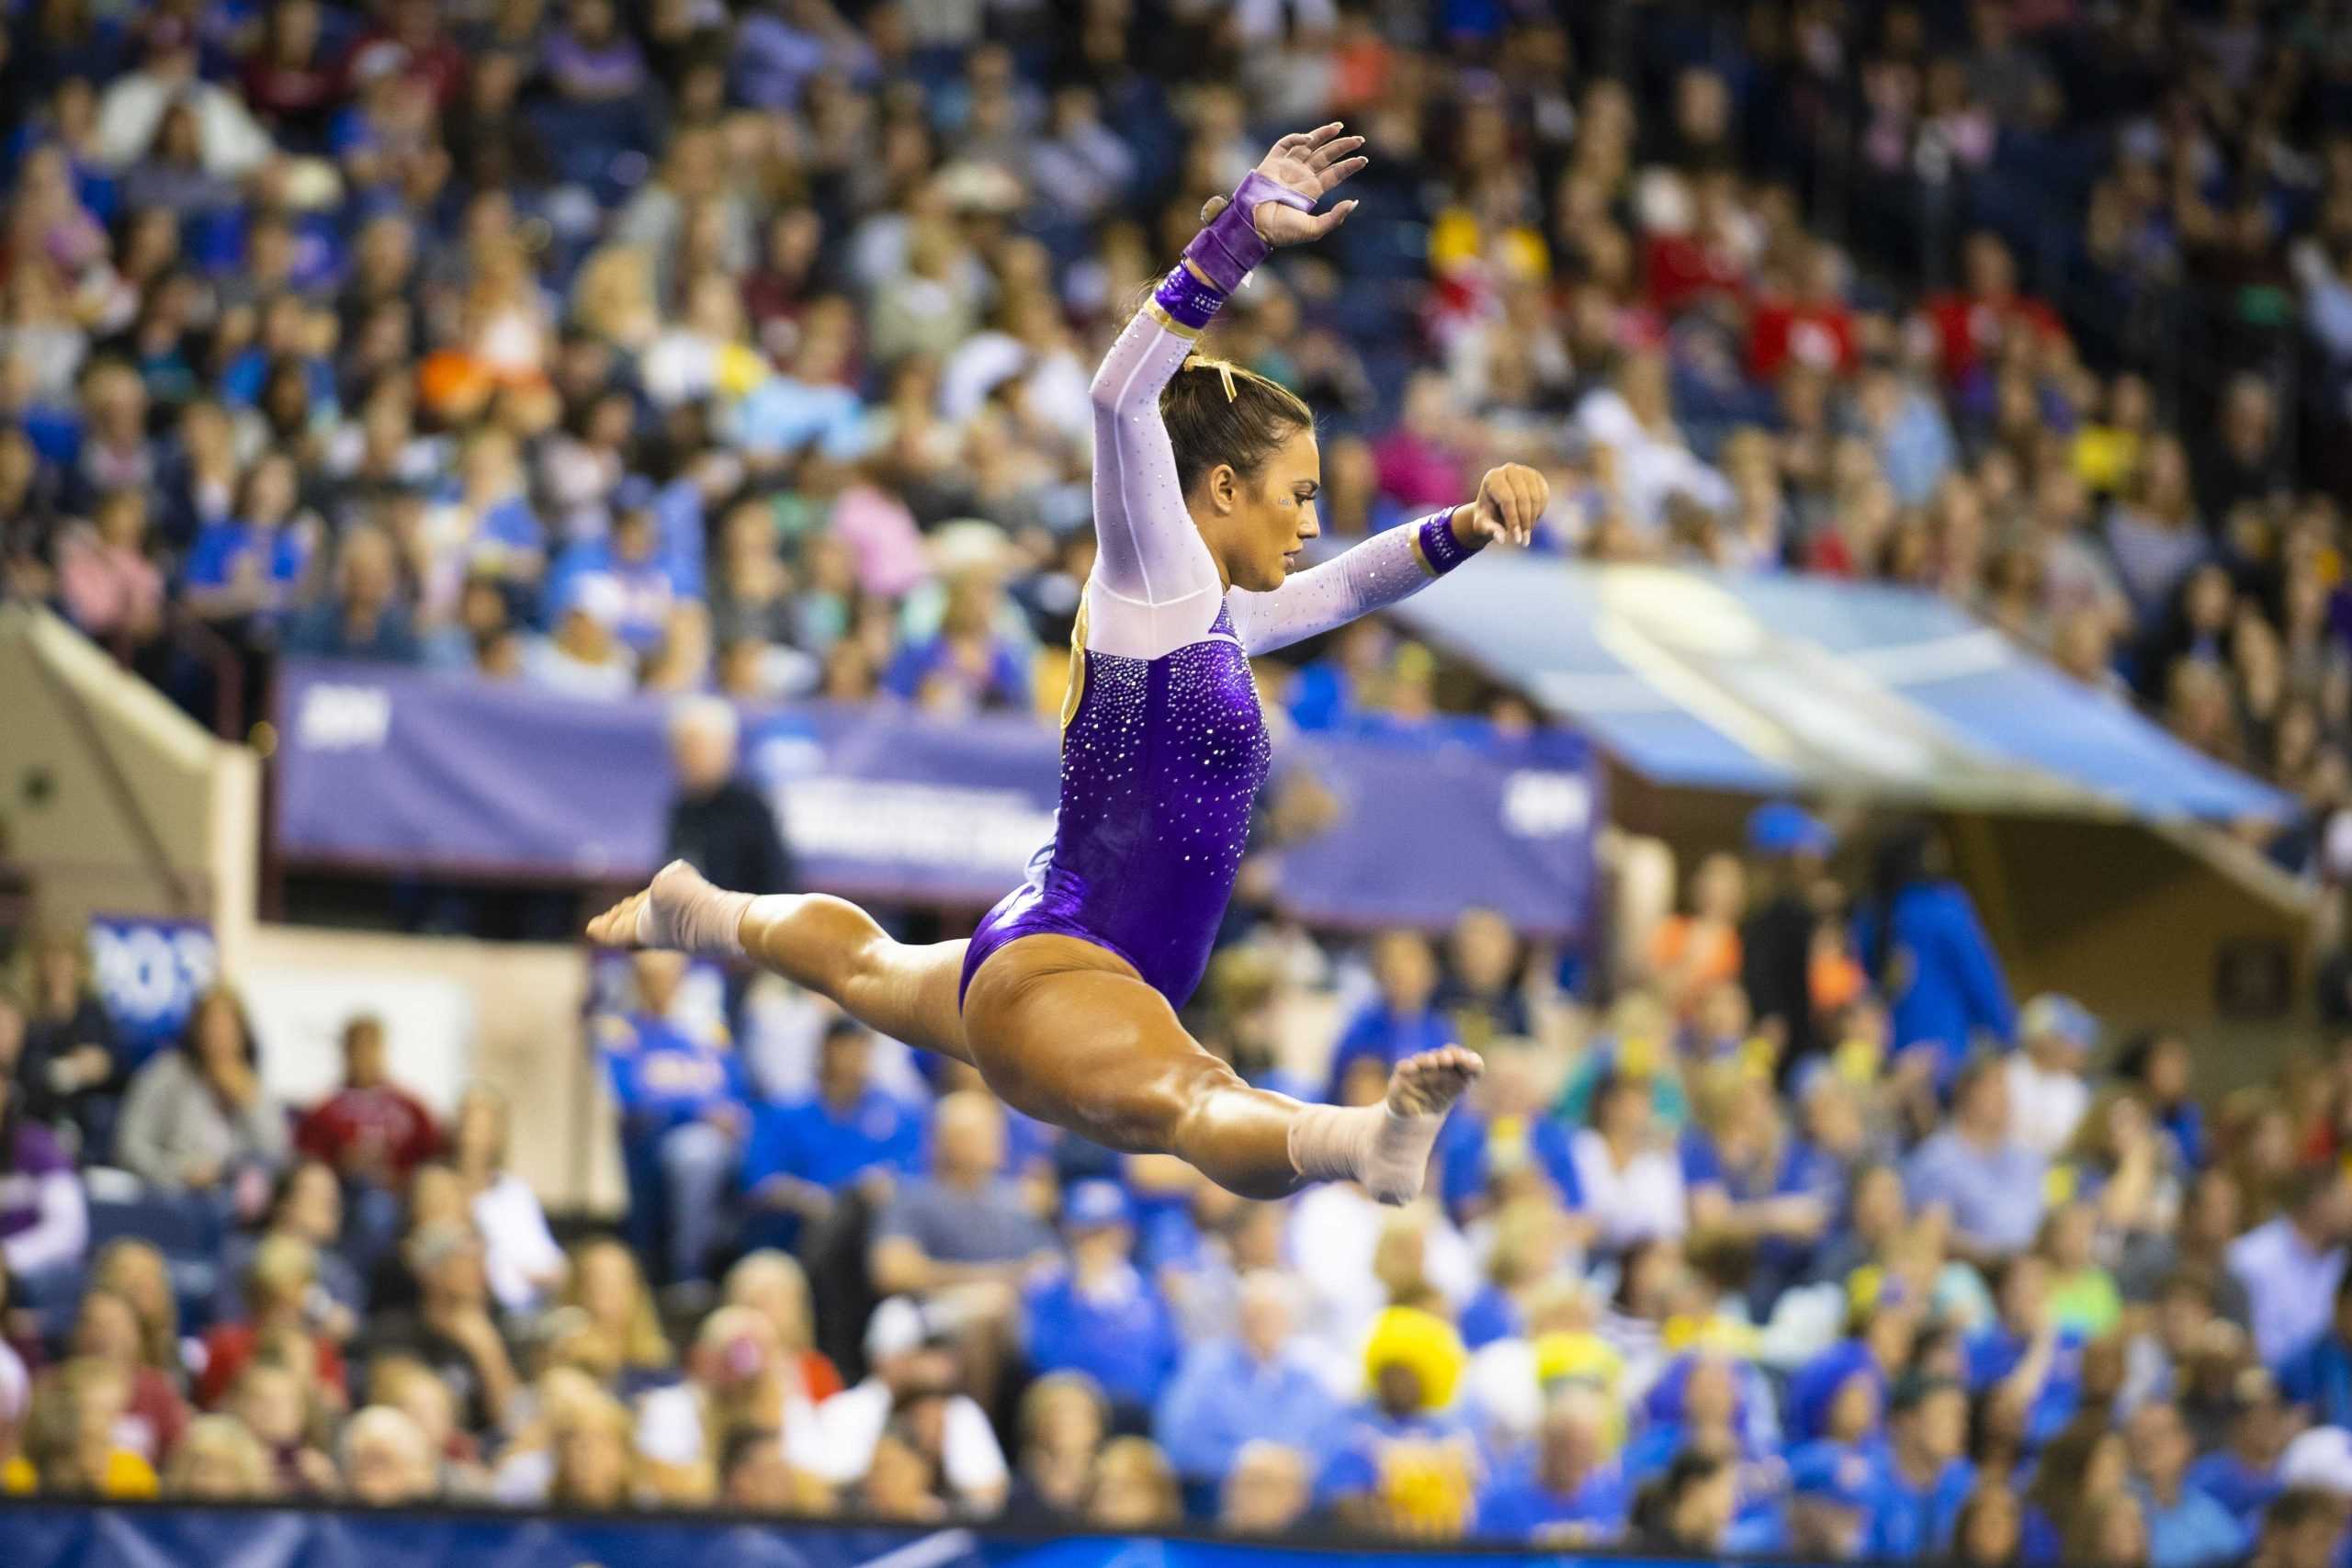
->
1418, 509, 1473, 575
1182, 171, 1314, 294
1154, 265, 1226, 332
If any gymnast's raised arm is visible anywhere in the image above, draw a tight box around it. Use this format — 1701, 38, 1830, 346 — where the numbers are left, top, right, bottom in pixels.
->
1082, 124, 1364, 660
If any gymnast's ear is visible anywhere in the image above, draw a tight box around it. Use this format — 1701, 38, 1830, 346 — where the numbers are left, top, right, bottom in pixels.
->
1203, 461, 1241, 514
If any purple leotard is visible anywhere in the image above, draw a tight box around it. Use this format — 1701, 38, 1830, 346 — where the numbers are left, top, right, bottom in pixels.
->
957, 209, 1476, 1011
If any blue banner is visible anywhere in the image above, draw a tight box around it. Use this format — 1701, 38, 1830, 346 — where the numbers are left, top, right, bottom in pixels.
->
85, 913, 218, 1059
0, 1506, 1721, 1568
274, 662, 1600, 941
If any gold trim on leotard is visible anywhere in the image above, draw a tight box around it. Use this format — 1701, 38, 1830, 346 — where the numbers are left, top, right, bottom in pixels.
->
1059, 599, 1090, 734
1144, 300, 1205, 341
1407, 525, 1437, 578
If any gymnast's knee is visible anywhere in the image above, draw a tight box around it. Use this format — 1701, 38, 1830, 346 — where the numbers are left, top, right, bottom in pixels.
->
1094, 1054, 1250, 1156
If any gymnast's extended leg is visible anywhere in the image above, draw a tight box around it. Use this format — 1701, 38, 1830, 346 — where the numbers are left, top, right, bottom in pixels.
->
958, 934, 1477, 1202
587, 860, 973, 1065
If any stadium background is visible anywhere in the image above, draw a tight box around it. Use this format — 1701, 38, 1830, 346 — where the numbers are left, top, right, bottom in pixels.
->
6, 0, 2352, 1562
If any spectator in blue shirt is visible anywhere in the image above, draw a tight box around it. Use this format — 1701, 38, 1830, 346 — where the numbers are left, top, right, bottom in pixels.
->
1854, 826, 2016, 1089
544, 486, 697, 655
1865, 1375, 1976, 1561
2228, 1168, 2351, 1370
1476, 1385, 1630, 1542
1685, 1066, 1838, 1311
595, 951, 750, 1285
1905, 1053, 2050, 1266
882, 567, 1035, 715
182, 449, 315, 631
2278, 1276, 2352, 1430
1436, 1040, 1581, 1224
1020, 1180, 1178, 1418
741, 1017, 922, 1250
1966, 1254, 2086, 1447
280, 523, 418, 663
2020, 1416, 2130, 1564
1155, 1270, 1341, 1492
2187, 1373, 2291, 1531
1454, 1197, 1581, 1349
2130, 1400, 2249, 1568
1781, 1438, 1880, 1561
1327, 930, 1452, 1102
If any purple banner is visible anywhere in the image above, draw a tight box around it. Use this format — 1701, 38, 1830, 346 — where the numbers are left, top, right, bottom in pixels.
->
275, 661, 1600, 940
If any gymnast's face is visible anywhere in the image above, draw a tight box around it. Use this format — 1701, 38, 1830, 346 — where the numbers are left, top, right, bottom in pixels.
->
1211, 428, 1322, 594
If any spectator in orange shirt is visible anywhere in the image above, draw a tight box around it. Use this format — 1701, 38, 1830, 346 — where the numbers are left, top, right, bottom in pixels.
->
1649, 853, 1747, 1018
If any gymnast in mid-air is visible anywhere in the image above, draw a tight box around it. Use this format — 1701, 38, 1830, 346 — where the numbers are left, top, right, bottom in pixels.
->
590, 123, 1546, 1204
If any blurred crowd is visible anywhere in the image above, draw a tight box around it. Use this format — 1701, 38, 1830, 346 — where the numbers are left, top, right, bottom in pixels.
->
0, 0, 2348, 864
6, 0, 2352, 1556
10, 799, 2352, 1567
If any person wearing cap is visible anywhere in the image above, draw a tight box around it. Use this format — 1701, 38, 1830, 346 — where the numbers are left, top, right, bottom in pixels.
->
2007, 995, 2098, 1157
2128, 1399, 2248, 1568
1020, 1179, 1179, 1416
1741, 803, 1836, 1072
523, 568, 638, 698
1475, 1384, 1630, 1543
786, 1295, 1008, 1513
1155, 1270, 1340, 1495
1864, 1374, 1976, 1560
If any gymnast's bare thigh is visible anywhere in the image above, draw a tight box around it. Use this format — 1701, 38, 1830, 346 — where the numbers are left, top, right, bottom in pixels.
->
957, 933, 1213, 1151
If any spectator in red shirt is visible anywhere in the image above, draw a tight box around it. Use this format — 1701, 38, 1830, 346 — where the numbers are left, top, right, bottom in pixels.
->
197, 1234, 348, 1412
1750, 242, 1859, 382
1922, 231, 2066, 386
295, 1015, 443, 1190
1643, 168, 1756, 318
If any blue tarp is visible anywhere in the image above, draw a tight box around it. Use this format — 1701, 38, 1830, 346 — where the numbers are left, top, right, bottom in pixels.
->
1385, 558, 2293, 823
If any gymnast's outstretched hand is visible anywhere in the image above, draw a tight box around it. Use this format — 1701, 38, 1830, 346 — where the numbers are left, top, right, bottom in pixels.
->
1454, 462, 1549, 550
1199, 121, 1368, 247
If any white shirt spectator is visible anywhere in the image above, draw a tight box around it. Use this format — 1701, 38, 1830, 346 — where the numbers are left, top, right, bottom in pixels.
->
786, 1380, 1006, 1502
1569, 1129, 1688, 1250
2005, 1055, 2090, 1158
1285, 1183, 1476, 1383
472, 1173, 565, 1315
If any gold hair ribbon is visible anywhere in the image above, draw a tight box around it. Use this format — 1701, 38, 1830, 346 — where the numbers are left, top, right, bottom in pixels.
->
1183, 354, 1239, 402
